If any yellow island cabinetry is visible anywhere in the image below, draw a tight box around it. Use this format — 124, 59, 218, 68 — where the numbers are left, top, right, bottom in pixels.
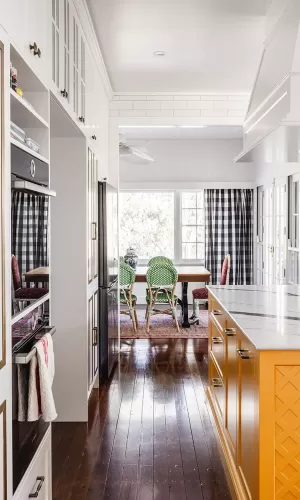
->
207, 285, 300, 500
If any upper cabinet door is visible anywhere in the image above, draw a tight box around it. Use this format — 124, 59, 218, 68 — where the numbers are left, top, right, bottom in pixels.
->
51, 0, 60, 89
0, 0, 51, 85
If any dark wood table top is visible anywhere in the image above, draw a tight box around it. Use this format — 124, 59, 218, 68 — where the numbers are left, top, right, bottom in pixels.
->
24, 267, 49, 281
135, 265, 211, 283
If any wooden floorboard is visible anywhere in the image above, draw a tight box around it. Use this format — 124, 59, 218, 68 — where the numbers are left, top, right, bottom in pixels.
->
52, 339, 231, 500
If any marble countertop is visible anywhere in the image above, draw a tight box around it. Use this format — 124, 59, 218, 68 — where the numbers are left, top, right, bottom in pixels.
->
208, 285, 300, 350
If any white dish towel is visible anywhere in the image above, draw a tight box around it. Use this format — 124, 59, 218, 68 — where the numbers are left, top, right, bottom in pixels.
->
28, 333, 57, 422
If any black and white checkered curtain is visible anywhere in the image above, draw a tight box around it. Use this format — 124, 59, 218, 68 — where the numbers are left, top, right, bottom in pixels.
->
11, 192, 49, 283
205, 189, 253, 285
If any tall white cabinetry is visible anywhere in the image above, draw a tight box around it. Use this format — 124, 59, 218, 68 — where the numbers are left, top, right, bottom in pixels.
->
0, 0, 112, 498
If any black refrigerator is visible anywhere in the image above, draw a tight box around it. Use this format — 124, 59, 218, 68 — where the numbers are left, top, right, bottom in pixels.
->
98, 181, 118, 381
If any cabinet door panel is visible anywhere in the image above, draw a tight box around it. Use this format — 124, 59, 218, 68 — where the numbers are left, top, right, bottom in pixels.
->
224, 323, 238, 457
93, 290, 99, 378
209, 356, 225, 420
93, 154, 98, 280
88, 149, 93, 283
237, 334, 259, 499
88, 295, 94, 388
210, 318, 225, 377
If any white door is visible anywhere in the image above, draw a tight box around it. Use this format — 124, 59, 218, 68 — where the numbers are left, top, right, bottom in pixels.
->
288, 174, 300, 284
264, 183, 275, 285
274, 177, 287, 284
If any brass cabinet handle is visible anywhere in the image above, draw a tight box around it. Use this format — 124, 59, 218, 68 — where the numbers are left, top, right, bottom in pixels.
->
224, 328, 236, 336
212, 336, 223, 344
212, 309, 222, 316
29, 476, 45, 497
212, 377, 223, 388
237, 349, 250, 359
92, 327, 98, 346
92, 222, 97, 240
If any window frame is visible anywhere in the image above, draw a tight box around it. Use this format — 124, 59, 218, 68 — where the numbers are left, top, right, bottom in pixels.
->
119, 189, 205, 266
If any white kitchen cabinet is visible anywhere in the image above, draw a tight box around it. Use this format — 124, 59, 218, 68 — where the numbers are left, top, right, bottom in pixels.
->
13, 427, 52, 500
1, 0, 51, 85
88, 147, 98, 284
88, 290, 98, 394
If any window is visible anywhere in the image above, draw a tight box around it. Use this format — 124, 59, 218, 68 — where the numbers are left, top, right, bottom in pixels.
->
181, 192, 205, 260
119, 190, 205, 263
119, 192, 175, 260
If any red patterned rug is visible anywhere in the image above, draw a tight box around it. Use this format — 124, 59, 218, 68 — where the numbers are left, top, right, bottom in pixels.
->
120, 308, 208, 339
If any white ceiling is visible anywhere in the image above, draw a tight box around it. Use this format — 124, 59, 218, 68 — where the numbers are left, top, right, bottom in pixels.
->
119, 125, 243, 140
87, 0, 267, 93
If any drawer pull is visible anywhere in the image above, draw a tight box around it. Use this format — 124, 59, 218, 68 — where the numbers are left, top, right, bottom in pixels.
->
212, 336, 223, 344
212, 377, 223, 388
29, 476, 45, 498
237, 349, 250, 359
212, 309, 222, 316
224, 328, 236, 336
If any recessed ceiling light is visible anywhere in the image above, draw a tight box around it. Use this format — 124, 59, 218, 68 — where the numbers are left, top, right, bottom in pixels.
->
153, 51, 165, 56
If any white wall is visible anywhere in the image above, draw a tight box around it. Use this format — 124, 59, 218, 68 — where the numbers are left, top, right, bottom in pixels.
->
120, 138, 255, 188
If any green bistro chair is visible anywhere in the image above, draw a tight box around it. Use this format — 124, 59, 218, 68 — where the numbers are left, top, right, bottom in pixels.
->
146, 262, 179, 333
147, 256, 174, 267
120, 261, 138, 333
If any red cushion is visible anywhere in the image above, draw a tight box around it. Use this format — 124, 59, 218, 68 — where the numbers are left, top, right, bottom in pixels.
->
12, 255, 21, 291
192, 288, 208, 299
15, 288, 48, 300
220, 255, 230, 285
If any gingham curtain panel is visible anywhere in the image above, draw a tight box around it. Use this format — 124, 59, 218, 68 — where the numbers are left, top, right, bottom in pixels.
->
205, 189, 253, 285
11, 192, 49, 284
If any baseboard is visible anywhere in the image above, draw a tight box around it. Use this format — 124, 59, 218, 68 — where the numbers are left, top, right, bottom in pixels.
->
206, 388, 248, 500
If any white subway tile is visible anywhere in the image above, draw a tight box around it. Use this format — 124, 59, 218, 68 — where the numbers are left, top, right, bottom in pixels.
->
146, 110, 174, 117
110, 100, 133, 110
147, 95, 173, 100
188, 100, 214, 110
174, 95, 200, 101
134, 101, 161, 110
119, 110, 146, 117
174, 110, 201, 117
228, 95, 250, 101
117, 95, 147, 101
161, 101, 186, 110
201, 109, 227, 117
201, 95, 228, 101
215, 100, 247, 110
227, 109, 246, 117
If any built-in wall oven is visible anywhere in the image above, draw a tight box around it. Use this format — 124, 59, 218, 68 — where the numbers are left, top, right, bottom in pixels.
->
12, 301, 55, 492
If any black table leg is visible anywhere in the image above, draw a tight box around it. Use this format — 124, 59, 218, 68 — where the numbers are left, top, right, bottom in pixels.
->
181, 281, 190, 328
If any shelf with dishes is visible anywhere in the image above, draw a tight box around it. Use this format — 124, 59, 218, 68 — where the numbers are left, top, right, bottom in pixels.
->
10, 137, 49, 165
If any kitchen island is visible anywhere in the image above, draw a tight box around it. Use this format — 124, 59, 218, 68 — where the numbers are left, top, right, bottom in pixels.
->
207, 285, 300, 500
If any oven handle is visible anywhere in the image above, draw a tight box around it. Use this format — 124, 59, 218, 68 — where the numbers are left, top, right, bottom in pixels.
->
13, 326, 56, 365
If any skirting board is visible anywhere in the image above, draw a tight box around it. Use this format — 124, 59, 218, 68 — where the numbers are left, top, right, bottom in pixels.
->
206, 388, 248, 500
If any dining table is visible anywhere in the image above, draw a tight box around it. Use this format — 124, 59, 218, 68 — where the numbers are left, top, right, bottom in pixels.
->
23, 266, 50, 287
135, 265, 211, 328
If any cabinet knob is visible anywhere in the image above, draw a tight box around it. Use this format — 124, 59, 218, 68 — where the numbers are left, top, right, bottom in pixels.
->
79, 116, 85, 123
212, 336, 223, 344
29, 43, 41, 57
224, 328, 236, 336
237, 349, 250, 359
92, 135, 97, 140
212, 377, 223, 388
29, 476, 45, 498
60, 89, 68, 98
212, 309, 222, 316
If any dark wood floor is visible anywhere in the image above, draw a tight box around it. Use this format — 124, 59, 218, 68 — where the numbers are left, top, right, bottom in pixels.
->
52, 339, 231, 500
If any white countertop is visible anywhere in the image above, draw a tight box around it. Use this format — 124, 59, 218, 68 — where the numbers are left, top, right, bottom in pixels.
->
208, 285, 300, 350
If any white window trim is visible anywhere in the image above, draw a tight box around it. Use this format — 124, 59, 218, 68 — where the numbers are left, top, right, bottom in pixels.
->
120, 189, 205, 266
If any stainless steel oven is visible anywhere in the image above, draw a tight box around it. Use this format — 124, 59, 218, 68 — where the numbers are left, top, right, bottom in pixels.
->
12, 301, 55, 492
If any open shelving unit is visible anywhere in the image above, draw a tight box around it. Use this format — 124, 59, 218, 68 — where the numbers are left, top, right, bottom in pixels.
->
10, 137, 49, 164
10, 88, 49, 129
